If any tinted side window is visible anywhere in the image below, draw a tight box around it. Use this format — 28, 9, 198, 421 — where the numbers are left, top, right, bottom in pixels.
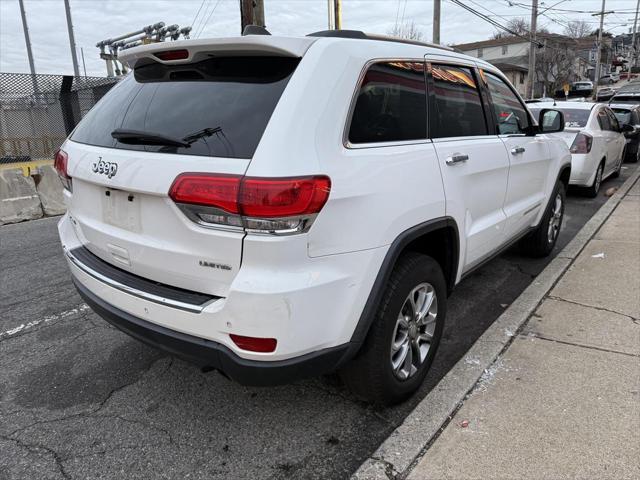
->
597, 109, 611, 131
71, 56, 299, 159
348, 61, 426, 144
483, 71, 530, 135
605, 108, 620, 131
429, 64, 487, 138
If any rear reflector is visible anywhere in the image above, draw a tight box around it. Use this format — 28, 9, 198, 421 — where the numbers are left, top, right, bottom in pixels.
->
54, 149, 72, 190
154, 49, 189, 61
169, 174, 331, 234
229, 334, 277, 353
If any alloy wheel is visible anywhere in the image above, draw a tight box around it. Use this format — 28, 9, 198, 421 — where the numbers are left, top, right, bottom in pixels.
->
547, 192, 563, 244
390, 283, 437, 380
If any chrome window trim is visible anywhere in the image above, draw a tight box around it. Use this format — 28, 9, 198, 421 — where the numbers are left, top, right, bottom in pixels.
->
66, 248, 217, 313
342, 57, 428, 149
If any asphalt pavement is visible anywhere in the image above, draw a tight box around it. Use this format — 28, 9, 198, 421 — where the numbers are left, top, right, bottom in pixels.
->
0, 164, 637, 480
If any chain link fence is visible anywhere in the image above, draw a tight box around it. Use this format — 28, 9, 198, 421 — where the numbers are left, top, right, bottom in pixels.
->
0, 73, 118, 163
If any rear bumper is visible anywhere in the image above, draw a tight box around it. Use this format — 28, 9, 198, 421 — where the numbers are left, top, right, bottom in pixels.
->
74, 278, 352, 385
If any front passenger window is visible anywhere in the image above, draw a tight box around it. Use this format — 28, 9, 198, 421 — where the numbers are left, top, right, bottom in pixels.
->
483, 71, 531, 135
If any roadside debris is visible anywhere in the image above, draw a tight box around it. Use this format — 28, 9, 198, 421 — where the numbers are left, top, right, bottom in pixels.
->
605, 187, 618, 197
460, 420, 469, 428
591, 252, 605, 259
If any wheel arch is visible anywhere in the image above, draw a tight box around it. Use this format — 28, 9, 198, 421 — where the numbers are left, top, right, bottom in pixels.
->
348, 217, 459, 348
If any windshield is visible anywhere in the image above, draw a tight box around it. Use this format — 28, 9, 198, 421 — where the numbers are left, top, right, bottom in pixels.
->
529, 107, 590, 128
612, 109, 632, 124
71, 56, 299, 159
610, 96, 640, 105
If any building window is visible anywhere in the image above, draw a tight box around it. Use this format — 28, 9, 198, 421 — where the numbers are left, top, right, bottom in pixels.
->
478, 47, 483, 58
520, 72, 525, 84
502, 45, 508, 55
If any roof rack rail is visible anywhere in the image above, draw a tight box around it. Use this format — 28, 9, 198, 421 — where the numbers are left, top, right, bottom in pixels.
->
243, 25, 271, 36
307, 30, 453, 51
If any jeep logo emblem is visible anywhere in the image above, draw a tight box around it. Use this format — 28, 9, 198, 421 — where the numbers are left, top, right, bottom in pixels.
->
92, 158, 118, 179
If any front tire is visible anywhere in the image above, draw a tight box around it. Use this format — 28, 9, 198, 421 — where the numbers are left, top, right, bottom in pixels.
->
520, 180, 565, 258
340, 253, 446, 405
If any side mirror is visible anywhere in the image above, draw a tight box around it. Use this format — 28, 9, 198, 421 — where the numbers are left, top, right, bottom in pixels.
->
538, 109, 565, 133
621, 123, 635, 133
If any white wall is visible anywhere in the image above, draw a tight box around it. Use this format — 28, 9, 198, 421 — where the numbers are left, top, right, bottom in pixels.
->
460, 41, 529, 61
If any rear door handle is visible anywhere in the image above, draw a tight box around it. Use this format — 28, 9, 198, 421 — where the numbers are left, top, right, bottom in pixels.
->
510, 146, 526, 154
446, 154, 469, 165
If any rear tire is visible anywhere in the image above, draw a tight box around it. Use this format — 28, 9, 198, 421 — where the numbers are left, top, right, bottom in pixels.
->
520, 180, 565, 258
340, 253, 446, 405
585, 162, 604, 198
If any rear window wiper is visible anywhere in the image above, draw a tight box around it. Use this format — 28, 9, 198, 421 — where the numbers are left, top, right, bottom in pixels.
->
182, 127, 223, 144
111, 129, 190, 148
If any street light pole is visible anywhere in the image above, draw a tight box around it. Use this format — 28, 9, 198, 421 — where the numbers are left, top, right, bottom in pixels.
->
631, 0, 640, 75
527, 0, 538, 99
63, 0, 81, 78
433, 0, 441, 44
18, 0, 37, 78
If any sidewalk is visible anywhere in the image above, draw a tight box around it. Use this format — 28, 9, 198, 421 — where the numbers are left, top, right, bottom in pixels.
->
407, 181, 640, 479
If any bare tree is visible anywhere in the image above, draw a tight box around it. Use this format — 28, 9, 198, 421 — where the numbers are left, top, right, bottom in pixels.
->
563, 20, 591, 38
492, 18, 530, 39
388, 21, 423, 41
534, 38, 578, 95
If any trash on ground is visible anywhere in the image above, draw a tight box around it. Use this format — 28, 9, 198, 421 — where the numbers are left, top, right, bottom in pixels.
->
591, 252, 605, 259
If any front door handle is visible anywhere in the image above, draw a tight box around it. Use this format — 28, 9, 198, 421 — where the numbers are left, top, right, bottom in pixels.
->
511, 146, 526, 154
446, 153, 469, 165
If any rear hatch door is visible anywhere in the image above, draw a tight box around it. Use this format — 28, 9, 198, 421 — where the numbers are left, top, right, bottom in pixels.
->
65, 54, 300, 297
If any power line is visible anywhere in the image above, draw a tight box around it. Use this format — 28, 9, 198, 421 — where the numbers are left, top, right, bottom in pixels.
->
448, 0, 544, 46
196, 0, 224, 38
191, 0, 207, 29
193, 0, 212, 36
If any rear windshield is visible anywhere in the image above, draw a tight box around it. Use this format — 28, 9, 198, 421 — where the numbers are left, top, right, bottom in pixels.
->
529, 107, 591, 128
612, 108, 631, 125
71, 56, 299, 159
610, 95, 640, 104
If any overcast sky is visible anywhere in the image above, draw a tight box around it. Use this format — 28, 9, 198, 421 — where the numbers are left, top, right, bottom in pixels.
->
1, 0, 637, 77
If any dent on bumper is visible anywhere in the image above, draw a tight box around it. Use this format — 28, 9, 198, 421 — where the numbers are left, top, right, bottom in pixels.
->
74, 278, 353, 385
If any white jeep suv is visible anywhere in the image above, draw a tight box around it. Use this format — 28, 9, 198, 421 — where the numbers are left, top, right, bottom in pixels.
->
56, 30, 570, 404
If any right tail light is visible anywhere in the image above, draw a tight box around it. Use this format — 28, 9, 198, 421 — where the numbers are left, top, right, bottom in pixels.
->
570, 133, 593, 154
169, 174, 331, 235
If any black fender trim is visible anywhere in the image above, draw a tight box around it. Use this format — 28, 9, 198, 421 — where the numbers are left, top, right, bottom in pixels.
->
347, 217, 459, 351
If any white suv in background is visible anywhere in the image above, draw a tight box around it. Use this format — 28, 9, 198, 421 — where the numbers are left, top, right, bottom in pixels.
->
56, 30, 570, 404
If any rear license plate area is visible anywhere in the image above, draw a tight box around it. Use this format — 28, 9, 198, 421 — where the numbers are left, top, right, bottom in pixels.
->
102, 188, 141, 232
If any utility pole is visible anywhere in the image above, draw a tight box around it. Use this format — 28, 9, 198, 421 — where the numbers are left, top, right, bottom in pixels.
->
240, 0, 265, 32
631, 0, 640, 75
592, 0, 614, 98
527, 0, 538, 99
63, 0, 81, 78
327, 0, 341, 30
433, 0, 441, 44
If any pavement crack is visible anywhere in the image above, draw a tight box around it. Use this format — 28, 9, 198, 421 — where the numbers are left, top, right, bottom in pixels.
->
547, 295, 639, 322
527, 333, 640, 358
0, 434, 70, 479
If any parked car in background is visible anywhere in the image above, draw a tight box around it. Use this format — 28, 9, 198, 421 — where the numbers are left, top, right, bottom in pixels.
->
528, 101, 627, 197
55, 30, 571, 405
599, 73, 620, 84
572, 80, 594, 94
596, 86, 616, 101
525, 97, 555, 104
609, 91, 640, 105
610, 103, 640, 163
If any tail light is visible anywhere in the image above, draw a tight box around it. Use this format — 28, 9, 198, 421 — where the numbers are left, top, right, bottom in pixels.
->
570, 133, 593, 154
229, 334, 277, 353
154, 49, 189, 61
54, 149, 72, 191
169, 174, 331, 235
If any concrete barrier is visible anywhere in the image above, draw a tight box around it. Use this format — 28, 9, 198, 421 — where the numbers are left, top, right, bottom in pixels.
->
0, 168, 43, 225
36, 165, 66, 216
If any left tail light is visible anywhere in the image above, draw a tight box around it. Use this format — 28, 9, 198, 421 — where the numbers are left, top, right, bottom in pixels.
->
169, 174, 331, 235
54, 149, 72, 191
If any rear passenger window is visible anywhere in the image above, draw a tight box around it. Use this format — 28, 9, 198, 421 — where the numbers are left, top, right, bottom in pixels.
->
597, 109, 611, 131
348, 61, 426, 144
483, 71, 530, 135
429, 64, 487, 138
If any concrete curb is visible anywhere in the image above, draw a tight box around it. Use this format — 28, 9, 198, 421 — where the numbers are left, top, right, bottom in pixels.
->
352, 168, 640, 480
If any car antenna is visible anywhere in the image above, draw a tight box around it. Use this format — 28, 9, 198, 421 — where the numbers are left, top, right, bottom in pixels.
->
553, 98, 557, 106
